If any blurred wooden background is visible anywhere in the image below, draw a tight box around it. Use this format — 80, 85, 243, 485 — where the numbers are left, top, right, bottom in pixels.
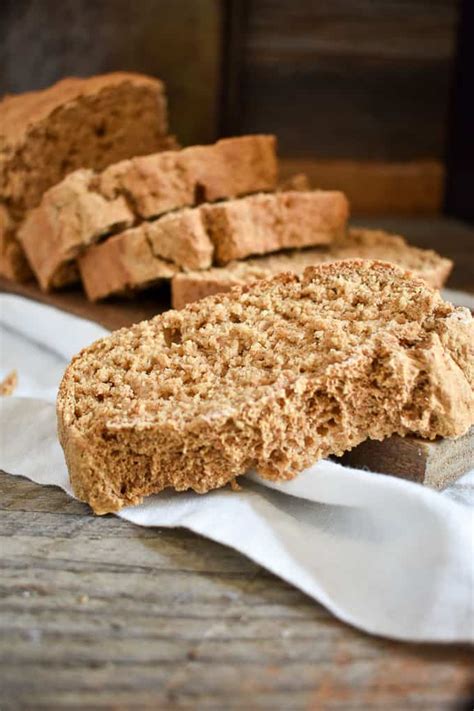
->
1, 0, 471, 217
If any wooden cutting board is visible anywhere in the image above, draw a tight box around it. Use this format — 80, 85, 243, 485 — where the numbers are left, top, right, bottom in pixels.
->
339, 429, 474, 490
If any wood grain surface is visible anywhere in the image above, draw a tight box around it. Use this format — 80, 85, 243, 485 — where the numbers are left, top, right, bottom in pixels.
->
1, 216, 473, 708
340, 428, 474, 489
1, 473, 473, 710
237, 0, 458, 161
280, 159, 445, 215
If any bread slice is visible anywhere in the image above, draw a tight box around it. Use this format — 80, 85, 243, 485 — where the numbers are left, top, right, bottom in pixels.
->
19, 135, 278, 290
198, 190, 348, 264
79, 226, 178, 301
172, 228, 453, 308
78, 190, 349, 300
0, 72, 175, 281
0, 205, 33, 282
57, 260, 474, 514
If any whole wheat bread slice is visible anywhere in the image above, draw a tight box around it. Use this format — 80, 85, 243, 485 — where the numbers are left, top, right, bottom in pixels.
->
78, 226, 178, 301
58, 260, 474, 514
19, 135, 278, 290
0, 72, 174, 281
172, 228, 453, 308
78, 190, 348, 300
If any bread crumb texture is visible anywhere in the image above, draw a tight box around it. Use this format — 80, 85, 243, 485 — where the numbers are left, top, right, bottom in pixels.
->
57, 260, 474, 514
0, 72, 174, 281
0, 370, 18, 397
0, 72, 170, 215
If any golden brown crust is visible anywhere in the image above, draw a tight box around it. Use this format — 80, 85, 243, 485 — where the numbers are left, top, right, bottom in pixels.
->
19, 135, 278, 290
79, 227, 178, 301
57, 260, 474, 514
203, 190, 348, 264
0, 72, 172, 211
0, 205, 33, 282
18, 169, 134, 291
171, 228, 453, 309
0, 73, 165, 145
0, 72, 174, 282
146, 209, 214, 271
76, 190, 348, 301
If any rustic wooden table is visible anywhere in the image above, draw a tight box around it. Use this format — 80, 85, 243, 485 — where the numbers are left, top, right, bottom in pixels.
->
1, 217, 473, 709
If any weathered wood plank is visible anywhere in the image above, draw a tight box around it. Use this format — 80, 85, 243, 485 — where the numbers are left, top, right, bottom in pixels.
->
340, 428, 474, 488
237, 0, 458, 161
0, 473, 473, 709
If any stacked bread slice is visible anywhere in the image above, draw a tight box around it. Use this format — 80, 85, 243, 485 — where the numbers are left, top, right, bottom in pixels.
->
19, 135, 281, 290
171, 228, 453, 309
18, 140, 453, 304
3, 73, 454, 307
0, 72, 175, 281
15, 125, 452, 305
18, 131, 354, 301
78, 188, 348, 300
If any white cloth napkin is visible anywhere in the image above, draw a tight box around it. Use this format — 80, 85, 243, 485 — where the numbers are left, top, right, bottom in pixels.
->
1, 293, 473, 643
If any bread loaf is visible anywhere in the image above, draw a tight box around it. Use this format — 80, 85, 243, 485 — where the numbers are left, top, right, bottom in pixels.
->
19, 135, 278, 290
0, 72, 174, 281
171, 228, 453, 308
58, 260, 474, 514
78, 190, 349, 300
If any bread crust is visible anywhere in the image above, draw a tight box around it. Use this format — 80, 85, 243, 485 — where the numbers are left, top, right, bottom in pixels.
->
77, 190, 348, 301
0, 204, 33, 281
0, 73, 165, 146
0, 72, 174, 281
19, 135, 278, 290
203, 190, 348, 264
171, 228, 453, 309
79, 227, 178, 301
57, 260, 474, 514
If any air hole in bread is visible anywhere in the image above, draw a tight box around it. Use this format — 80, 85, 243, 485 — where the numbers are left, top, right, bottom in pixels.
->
95, 121, 106, 137
163, 327, 182, 347
194, 182, 206, 204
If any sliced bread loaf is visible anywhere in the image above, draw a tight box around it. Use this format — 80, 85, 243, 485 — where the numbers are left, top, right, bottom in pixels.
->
19, 135, 278, 290
78, 190, 349, 300
171, 228, 453, 308
58, 260, 473, 514
0, 72, 174, 281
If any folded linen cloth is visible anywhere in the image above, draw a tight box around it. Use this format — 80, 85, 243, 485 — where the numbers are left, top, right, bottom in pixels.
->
0, 293, 473, 643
